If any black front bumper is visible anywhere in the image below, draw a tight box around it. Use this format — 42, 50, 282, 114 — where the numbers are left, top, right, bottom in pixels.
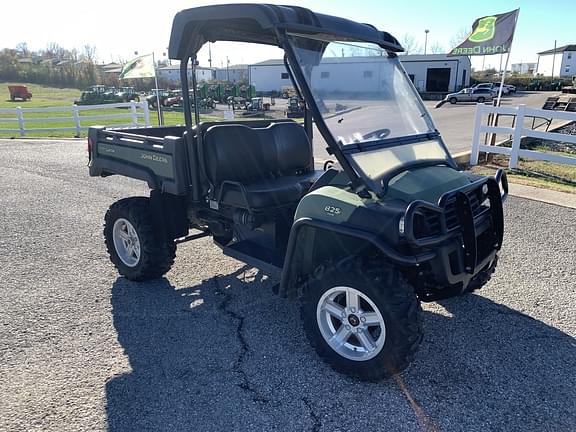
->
402, 169, 508, 289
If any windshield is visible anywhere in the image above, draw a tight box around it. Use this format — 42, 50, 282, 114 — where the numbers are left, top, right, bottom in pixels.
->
287, 35, 450, 194
288, 35, 434, 146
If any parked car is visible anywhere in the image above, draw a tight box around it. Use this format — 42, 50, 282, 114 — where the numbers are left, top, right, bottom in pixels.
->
472, 82, 509, 96
445, 88, 494, 104
505, 84, 516, 93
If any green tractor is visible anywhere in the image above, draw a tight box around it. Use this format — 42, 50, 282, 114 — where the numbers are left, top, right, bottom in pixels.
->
89, 4, 508, 381
115, 87, 140, 102
77, 85, 122, 105
286, 96, 305, 118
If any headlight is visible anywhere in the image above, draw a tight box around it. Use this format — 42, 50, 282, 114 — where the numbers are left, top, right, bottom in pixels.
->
398, 216, 405, 236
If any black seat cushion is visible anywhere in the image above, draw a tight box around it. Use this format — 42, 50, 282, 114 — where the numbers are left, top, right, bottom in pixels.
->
220, 176, 305, 208
201, 122, 318, 209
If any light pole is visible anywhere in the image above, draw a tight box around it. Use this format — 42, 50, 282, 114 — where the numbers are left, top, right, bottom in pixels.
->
424, 29, 430, 55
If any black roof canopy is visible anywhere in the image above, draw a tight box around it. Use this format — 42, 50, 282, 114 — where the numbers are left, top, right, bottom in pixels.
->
168, 3, 402, 60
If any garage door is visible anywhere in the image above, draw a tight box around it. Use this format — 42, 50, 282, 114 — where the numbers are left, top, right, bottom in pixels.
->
426, 68, 451, 92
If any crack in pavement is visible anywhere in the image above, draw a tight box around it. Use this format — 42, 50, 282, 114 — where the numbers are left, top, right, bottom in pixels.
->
214, 273, 324, 430
302, 397, 322, 432
213, 275, 274, 405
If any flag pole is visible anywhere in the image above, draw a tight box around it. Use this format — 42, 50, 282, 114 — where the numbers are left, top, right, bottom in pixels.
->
496, 10, 519, 106
152, 52, 163, 126
495, 51, 510, 106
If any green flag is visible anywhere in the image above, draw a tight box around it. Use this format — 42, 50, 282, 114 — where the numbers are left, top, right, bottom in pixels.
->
449, 9, 519, 56
119, 54, 155, 79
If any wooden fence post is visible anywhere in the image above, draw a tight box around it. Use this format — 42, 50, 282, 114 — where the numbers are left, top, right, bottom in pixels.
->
16, 107, 25, 137
509, 104, 525, 169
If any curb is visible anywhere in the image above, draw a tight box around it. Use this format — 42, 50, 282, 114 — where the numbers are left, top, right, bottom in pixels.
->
506, 183, 576, 209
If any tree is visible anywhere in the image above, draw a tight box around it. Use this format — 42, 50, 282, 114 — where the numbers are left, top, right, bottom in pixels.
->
82, 44, 97, 62
45, 42, 65, 59
400, 34, 421, 55
450, 27, 471, 49
15, 42, 29, 56
430, 43, 445, 54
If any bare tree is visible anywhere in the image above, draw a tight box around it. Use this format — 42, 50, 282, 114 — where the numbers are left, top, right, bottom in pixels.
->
45, 42, 65, 59
430, 42, 445, 54
449, 27, 471, 49
400, 34, 421, 55
15, 42, 29, 56
82, 44, 97, 62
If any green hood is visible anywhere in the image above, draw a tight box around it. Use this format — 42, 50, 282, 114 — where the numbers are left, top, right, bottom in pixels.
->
384, 166, 471, 204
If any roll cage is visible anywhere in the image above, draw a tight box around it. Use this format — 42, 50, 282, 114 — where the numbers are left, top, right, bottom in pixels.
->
168, 3, 456, 197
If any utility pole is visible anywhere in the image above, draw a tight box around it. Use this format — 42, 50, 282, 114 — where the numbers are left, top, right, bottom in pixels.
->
424, 29, 429, 55
551, 40, 557, 78
208, 43, 212, 69
226, 56, 230, 81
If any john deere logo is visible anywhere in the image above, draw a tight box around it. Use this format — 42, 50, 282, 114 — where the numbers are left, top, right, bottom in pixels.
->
468, 16, 497, 43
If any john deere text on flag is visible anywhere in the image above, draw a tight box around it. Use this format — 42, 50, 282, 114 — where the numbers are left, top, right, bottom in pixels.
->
119, 54, 155, 79
449, 9, 519, 56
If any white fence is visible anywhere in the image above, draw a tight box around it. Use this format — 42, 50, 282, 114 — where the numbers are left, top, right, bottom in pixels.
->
470, 104, 576, 168
0, 101, 150, 137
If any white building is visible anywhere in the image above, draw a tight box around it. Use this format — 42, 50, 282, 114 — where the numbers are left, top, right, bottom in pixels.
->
157, 65, 214, 84
511, 62, 537, 75
248, 54, 471, 94
214, 64, 249, 83
536, 44, 576, 77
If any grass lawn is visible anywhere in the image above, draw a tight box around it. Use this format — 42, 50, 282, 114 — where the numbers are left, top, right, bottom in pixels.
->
0, 82, 220, 138
471, 154, 576, 194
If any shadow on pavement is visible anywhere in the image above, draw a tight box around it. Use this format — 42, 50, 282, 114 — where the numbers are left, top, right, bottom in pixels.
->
106, 270, 575, 431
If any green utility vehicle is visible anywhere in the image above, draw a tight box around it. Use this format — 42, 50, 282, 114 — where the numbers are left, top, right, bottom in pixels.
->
115, 87, 140, 102
77, 85, 121, 105
88, 4, 508, 380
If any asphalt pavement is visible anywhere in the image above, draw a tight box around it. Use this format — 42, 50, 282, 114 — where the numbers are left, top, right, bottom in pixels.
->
0, 139, 574, 432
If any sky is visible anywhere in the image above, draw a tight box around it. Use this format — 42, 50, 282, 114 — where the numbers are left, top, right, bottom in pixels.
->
1, 0, 574, 71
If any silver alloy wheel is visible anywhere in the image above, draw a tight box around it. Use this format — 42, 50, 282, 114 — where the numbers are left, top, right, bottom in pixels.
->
316, 286, 386, 361
112, 218, 141, 268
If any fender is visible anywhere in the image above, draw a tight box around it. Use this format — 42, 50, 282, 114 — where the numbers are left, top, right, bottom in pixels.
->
278, 217, 436, 299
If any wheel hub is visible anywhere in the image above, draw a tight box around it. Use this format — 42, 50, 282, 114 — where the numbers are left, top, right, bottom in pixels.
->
112, 218, 141, 268
347, 314, 360, 327
316, 286, 386, 361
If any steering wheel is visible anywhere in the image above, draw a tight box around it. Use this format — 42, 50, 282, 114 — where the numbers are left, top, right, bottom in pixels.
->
362, 128, 391, 140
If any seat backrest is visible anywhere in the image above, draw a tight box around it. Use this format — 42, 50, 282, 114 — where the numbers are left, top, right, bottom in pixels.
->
201, 122, 311, 186
269, 122, 311, 175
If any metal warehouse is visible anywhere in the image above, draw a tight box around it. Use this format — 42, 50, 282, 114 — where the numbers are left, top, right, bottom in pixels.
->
249, 54, 470, 94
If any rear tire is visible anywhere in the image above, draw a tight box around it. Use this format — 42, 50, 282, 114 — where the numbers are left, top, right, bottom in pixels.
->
301, 260, 423, 381
104, 197, 176, 281
477, 97, 486, 103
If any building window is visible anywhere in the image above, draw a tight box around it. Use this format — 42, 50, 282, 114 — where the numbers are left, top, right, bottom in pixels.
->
363, 70, 373, 78
281, 72, 289, 79
568, 53, 572, 60
320, 71, 330, 79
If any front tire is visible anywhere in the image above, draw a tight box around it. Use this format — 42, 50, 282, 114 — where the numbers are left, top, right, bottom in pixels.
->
449, 97, 457, 104
301, 261, 423, 381
477, 96, 486, 103
104, 197, 176, 281
464, 254, 499, 294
